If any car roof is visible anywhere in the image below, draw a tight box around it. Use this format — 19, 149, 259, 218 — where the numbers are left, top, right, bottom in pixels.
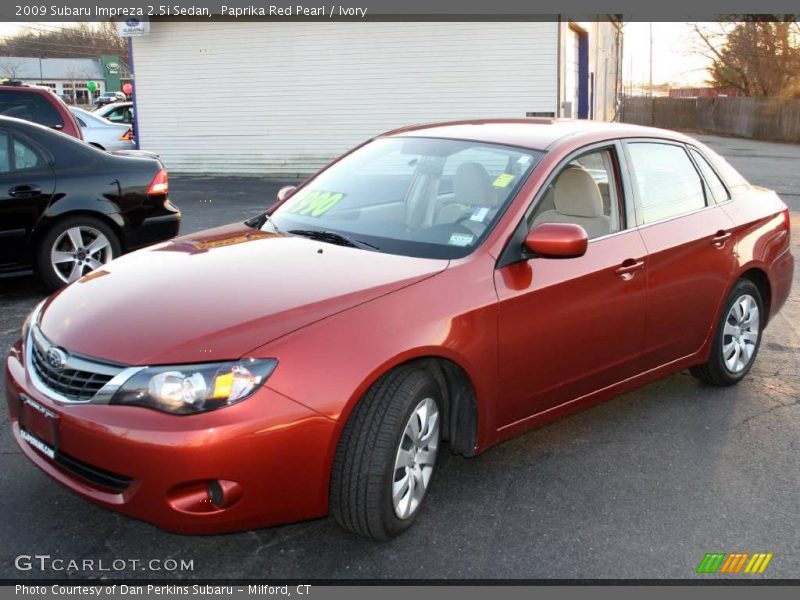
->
382, 118, 695, 152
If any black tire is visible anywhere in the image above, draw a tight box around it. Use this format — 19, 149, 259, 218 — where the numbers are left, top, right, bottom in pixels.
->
36, 216, 121, 292
690, 279, 764, 386
330, 366, 442, 540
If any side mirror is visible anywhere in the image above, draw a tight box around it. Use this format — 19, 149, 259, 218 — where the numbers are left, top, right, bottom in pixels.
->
276, 185, 297, 203
524, 223, 588, 258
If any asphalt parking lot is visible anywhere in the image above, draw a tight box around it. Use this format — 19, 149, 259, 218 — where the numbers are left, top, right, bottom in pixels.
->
1, 135, 798, 581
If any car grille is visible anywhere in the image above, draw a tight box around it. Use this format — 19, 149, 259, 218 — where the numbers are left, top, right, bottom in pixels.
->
31, 343, 114, 401
28, 326, 124, 403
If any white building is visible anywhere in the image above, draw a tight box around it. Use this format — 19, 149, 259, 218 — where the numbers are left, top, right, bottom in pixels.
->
130, 19, 622, 176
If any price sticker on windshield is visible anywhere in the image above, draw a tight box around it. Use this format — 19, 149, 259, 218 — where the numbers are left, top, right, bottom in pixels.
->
288, 190, 345, 217
493, 173, 515, 188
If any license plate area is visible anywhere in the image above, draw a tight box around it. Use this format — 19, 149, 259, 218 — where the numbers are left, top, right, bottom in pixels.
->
18, 394, 59, 459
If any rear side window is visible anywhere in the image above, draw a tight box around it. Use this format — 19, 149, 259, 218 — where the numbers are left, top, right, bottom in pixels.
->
14, 138, 40, 170
0, 91, 64, 128
0, 131, 9, 173
689, 148, 729, 203
0, 130, 42, 172
627, 142, 706, 224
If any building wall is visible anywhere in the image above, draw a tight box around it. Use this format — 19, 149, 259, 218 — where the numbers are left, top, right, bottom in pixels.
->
132, 21, 559, 175
557, 18, 621, 122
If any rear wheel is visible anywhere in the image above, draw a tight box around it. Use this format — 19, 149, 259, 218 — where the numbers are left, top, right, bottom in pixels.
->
37, 216, 120, 291
690, 279, 763, 386
330, 366, 441, 540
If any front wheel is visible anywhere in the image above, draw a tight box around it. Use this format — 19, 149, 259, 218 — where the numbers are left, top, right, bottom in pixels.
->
329, 367, 441, 540
690, 279, 764, 386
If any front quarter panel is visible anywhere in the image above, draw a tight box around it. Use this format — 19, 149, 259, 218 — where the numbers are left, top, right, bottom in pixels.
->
252, 253, 500, 453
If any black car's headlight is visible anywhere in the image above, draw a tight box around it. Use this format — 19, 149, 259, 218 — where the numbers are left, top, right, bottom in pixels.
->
110, 358, 278, 415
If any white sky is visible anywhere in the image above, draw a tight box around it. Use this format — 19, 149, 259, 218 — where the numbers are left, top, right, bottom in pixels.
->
622, 22, 713, 87
1, 21, 714, 87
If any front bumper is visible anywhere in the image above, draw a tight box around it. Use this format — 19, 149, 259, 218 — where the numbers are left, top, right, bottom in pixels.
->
5, 341, 339, 534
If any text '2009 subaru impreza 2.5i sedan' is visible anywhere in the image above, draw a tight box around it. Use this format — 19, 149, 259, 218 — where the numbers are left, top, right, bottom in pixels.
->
4, 119, 794, 540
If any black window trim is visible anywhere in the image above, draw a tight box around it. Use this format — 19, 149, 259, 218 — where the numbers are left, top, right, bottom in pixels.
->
685, 144, 732, 205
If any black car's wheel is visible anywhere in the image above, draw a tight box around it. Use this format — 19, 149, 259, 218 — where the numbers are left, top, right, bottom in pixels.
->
330, 366, 442, 540
690, 279, 764, 386
37, 216, 121, 291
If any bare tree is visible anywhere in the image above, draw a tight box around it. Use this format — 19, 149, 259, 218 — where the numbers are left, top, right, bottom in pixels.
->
691, 17, 800, 97
0, 59, 24, 79
0, 22, 128, 64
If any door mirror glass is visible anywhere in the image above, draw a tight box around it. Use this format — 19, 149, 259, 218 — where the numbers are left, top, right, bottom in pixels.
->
524, 223, 588, 258
276, 185, 297, 202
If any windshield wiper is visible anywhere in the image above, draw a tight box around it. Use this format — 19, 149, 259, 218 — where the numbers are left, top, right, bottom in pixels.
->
289, 229, 380, 251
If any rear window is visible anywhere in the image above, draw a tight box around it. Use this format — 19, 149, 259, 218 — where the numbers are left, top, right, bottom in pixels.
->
0, 90, 64, 129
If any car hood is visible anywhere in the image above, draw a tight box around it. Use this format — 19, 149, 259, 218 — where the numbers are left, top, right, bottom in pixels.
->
38, 224, 448, 366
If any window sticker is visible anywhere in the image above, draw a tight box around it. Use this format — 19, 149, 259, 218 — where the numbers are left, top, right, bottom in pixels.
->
448, 232, 474, 247
288, 190, 345, 217
470, 207, 490, 222
493, 173, 515, 188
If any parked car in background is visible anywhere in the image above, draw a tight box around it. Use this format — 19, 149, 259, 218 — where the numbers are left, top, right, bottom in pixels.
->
3, 119, 792, 540
0, 79, 83, 139
93, 91, 127, 107
93, 101, 134, 125
69, 107, 134, 152
0, 116, 179, 289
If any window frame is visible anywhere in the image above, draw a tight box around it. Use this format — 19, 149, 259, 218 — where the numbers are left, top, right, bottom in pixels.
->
496, 139, 635, 268
620, 138, 715, 228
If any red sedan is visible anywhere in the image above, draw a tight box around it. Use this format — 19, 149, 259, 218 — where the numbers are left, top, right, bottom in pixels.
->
5, 119, 794, 540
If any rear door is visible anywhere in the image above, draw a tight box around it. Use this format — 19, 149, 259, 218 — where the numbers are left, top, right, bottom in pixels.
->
0, 128, 56, 267
622, 140, 736, 370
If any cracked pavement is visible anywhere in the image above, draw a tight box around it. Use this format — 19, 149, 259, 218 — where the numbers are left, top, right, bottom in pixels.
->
1, 136, 798, 580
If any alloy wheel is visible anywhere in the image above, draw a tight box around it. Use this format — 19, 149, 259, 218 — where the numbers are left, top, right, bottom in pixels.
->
722, 293, 760, 373
51, 226, 113, 284
392, 397, 439, 520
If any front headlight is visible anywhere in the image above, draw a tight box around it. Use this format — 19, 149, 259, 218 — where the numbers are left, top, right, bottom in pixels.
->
110, 358, 278, 415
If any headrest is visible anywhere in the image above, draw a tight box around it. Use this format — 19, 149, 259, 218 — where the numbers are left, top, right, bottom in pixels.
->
553, 166, 604, 218
454, 161, 496, 207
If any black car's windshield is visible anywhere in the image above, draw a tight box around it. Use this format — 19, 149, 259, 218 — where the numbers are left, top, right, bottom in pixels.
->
266, 136, 543, 259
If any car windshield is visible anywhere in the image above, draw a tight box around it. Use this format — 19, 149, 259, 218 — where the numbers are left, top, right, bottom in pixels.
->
266, 137, 542, 259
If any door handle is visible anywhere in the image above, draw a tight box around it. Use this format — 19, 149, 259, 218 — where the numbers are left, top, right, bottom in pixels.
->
711, 230, 732, 248
616, 259, 645, 281
7, 185, 41, 199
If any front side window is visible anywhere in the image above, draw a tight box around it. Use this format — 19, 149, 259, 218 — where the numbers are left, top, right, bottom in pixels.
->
530, 147, 623, 240
267, 137, 542, 259
627, 142, 706, 224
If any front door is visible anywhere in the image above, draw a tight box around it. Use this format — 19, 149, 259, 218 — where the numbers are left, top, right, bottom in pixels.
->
495, 145, 647, 426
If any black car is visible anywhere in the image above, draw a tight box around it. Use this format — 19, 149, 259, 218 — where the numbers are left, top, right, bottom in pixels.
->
0, 116, 180, 290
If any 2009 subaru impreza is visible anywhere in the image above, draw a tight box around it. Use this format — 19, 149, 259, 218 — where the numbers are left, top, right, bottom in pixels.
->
5, 119, 794, 540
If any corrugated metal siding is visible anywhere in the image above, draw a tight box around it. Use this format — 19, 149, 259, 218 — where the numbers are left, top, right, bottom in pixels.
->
132, 21, 558, 175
